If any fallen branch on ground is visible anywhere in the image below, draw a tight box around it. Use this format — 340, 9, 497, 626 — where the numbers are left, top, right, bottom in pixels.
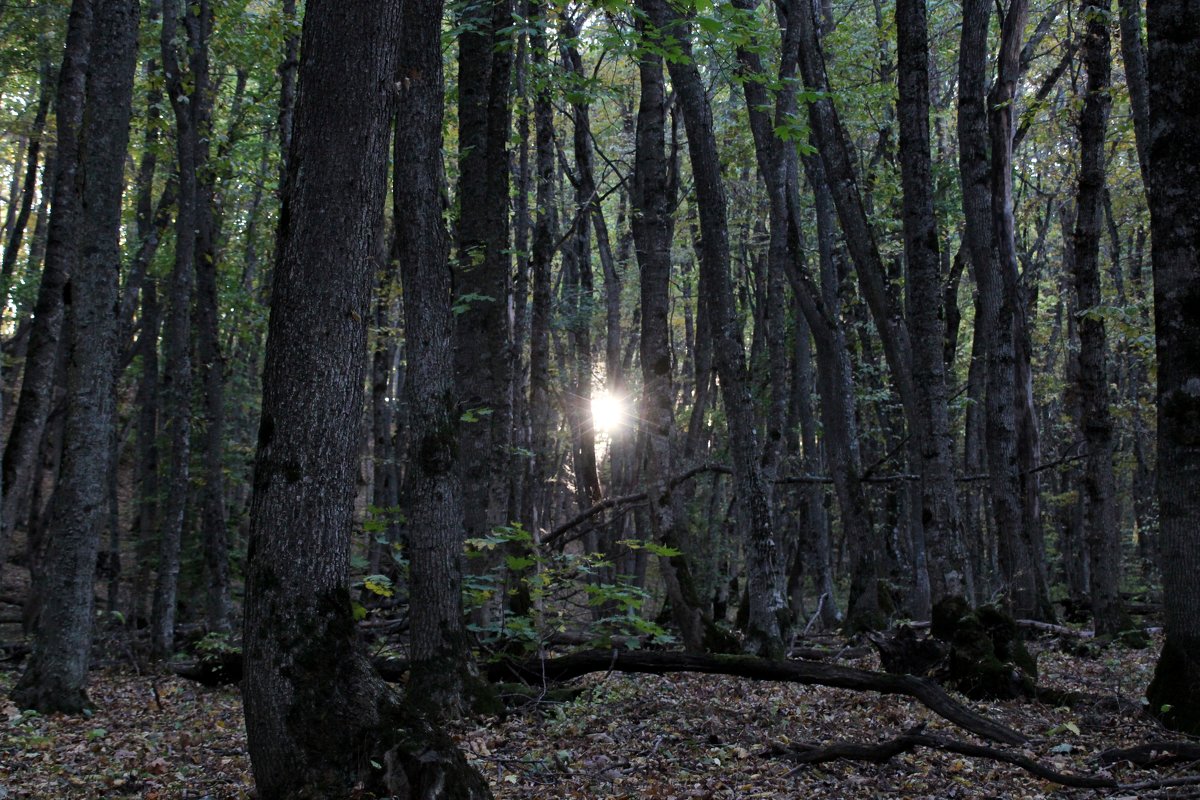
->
764, 727, 1200, 792
488, 649, 1027, 745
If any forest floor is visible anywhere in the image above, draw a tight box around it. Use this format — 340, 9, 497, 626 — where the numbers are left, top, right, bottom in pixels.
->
0, 633, 1184, 799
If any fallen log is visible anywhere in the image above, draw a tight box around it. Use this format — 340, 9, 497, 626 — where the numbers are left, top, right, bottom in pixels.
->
487, 649, 1027, 745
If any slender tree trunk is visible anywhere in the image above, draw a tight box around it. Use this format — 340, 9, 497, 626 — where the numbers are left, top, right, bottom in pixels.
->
525, 1, 555, 546
133, 278, 160, 624
1116, 0, 1150, 187
152, 0, 200, 657
11, 0, 139, 713
396, 0, 478, 717
986, 0, 1054, 620
0, 0, 92, 578
454, 0, 515, 567
241, 1, 492, 794
1071, 1, 1124, 635
896, 0, 964, 610
630, 17, 717, 653
649, 0, 787, 657
1145, 0, 1200, 737
0, 58, 52, 288
186, 0, 232, 636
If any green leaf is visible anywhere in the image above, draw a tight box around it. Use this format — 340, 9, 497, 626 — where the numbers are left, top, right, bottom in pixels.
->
363, 574, 395, 598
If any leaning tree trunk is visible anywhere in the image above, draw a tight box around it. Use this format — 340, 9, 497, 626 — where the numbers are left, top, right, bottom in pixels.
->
630, 21, 720, 654
1145, 0, 1200, 737
11, 0, 139, 714
1071, 0, 1124, 636
649, 0, 788, 657
241, 0, 492, 795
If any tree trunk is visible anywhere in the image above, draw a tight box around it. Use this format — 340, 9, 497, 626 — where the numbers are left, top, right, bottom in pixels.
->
649, 0, 787, 657
1116, 0, 1151, 187
986, 0, 1054, 621
0, 58, 52, 287
182, 0, 232, 637
395, 1, 478, 718
454, 0, 515, 560
896, 0, 964, 609
1145, 0, 1200, 737
242, 1, 492, 794
11, 0, 139, 713
525, 0, 555, 547
0, 0, 92, 578
1071, 1, 1124, 636
630, 19, 716, 654
152, 0, 200, 658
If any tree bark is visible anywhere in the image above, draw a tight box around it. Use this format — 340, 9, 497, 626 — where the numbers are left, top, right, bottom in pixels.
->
242, 0, 492, 794
649, 0, 788, 657
1145, 0, 1200, 737
454, 0, 515, 557
895, 0, 964, 609
152, 0, 200, 657
986, 0, 1054, 621
11, 0, 139, 713
0, 0, 92, 578
630, 16, 719, 653
1071, 1, 1124, 636
395, 0, 477, 717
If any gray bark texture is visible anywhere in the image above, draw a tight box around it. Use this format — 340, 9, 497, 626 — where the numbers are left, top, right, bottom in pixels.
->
0, 0, 92, 573
11, 0, 139, 714
396, 0, 476, 717
895, 0, 964, 608
241, 0, 492, 796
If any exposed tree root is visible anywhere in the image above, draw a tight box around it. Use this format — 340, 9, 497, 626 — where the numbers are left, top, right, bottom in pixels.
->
763, 726, 1200, 792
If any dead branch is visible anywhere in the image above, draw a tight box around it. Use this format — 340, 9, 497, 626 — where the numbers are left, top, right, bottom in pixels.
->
765, 728, 1115, 787
1099, 741, 1200, 768
488, 649, 1027, 745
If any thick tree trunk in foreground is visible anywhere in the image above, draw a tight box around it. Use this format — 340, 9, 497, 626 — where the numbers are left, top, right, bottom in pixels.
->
12, 0, 139, 713
241, 1, 491, 795
1145, 0, 1200, 737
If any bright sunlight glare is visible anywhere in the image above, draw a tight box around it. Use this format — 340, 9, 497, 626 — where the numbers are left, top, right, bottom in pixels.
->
591, 391, 627, 435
